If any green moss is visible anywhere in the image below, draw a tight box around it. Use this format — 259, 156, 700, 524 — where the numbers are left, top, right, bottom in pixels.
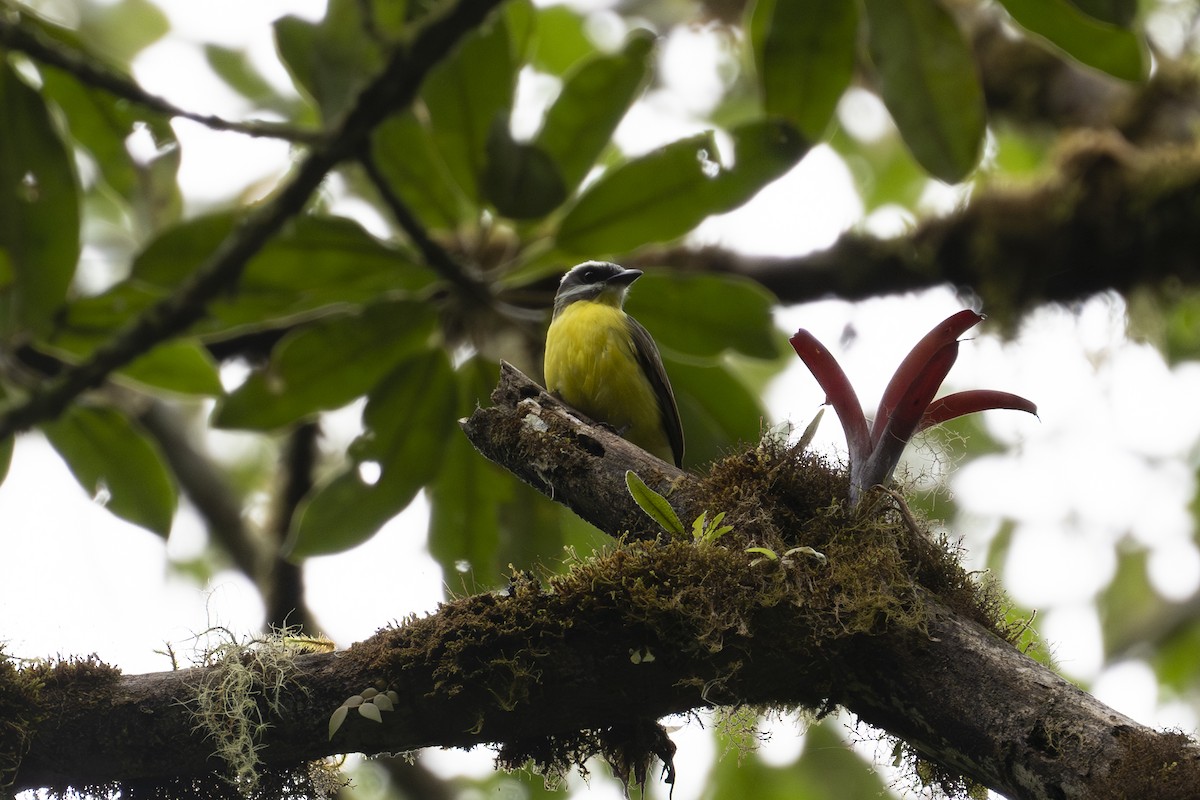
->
352, 435, 1026, 795
0, 652, 122, 793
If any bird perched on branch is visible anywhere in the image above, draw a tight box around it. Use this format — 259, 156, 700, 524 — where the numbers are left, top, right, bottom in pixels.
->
543, 261, 685, 467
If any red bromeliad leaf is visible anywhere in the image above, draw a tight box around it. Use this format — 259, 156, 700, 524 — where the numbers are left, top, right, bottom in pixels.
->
870, 309, 982, 445
791, 310, 1036, 508
789, 329, 870, 464
918, 390, 1038, 433
860, 339, 960, 500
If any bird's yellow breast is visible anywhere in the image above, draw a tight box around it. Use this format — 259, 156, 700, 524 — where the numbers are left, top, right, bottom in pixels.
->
544, 301, 672, 460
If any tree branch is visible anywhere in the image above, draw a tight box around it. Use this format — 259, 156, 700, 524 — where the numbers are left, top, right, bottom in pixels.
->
10, 364, 1199, 799
0, 13, 321, 144
0, 0, 507, 442
634, 132, 1200, 319
137, 401, 267, 581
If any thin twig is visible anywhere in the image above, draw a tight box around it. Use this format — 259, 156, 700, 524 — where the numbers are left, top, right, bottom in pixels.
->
357, 148, 488, 302
137, 401, 266, 580
0, 0, 508, 441
0, 14, 322, 144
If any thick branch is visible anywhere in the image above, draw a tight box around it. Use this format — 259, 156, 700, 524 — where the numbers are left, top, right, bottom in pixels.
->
0, 0, 506, 442
635, 132, 1200, 318
10, 365, 1200, 800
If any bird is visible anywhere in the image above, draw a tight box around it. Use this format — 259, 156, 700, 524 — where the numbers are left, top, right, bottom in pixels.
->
543, 261, 685, 467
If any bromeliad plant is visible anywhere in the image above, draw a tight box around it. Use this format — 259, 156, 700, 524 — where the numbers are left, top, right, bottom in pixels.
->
789, 310, 1037, 507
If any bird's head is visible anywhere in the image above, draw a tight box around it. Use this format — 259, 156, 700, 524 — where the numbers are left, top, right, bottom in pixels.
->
553, 261, 643, 317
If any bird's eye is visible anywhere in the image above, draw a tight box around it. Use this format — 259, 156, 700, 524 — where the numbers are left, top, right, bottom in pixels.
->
581, 268, 599, 283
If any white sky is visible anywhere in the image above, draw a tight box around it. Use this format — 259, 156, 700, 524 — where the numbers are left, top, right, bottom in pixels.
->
4, 2, 1199, 797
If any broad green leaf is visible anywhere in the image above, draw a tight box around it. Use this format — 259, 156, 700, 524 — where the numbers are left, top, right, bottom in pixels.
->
427, 358, 512, 581
362, 0, 409, 39
705, 119, 810, 209
42, 70, 181, 229
24, 12, 180, 225
49, 282, 162, 357
215, 299, 437, 430
205, 44, 314, 124
75, 0, 169, 66
528, 5, 593, 75
120, 340, 223, 395
370, 112, 471, 231
483, 121, 567, 219
0, 60, 79, 338
0, 385, 10, 488
668, 358, 766, 467
626, 272, 778, 360
505, 0, 536, 66
422, 9, 518, 202
1157, 289, 1200, 365
133, 213, 434, 336
534, 30, 654, 194
556, 132, 719, 256
750, 0, 858, 140
44, 309, 221, 395
625, 470, 685, 535
289, 349, 456, 557
0, 434, 11, 488
556, 122, 806, 256
864, 0, 986, 183
998, 0, 1147, 81
274, 0, 386, 122
1065, 0, 1136, 27
42, 405, 177, 536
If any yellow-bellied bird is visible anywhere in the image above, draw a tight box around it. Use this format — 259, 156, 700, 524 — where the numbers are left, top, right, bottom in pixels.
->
544, 262, 684, 467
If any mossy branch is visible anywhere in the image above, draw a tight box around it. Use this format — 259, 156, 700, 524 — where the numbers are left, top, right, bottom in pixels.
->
7, 364, 1200, 799
632, 132, 1200, 322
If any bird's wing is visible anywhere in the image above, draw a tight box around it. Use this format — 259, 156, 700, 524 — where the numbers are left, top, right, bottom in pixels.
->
627, 316, 685, 467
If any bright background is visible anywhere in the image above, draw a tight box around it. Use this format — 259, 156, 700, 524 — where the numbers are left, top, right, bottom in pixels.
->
4, 1, 1198, 798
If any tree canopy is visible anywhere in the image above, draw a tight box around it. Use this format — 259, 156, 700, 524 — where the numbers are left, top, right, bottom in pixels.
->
2, 0, 1200, 798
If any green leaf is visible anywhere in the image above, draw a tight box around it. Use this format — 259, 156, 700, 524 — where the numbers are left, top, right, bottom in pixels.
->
289, 349, 457, 557
528, 5, 593, 75
744, 546, 778, 560
132, 213, 434, 336
76, 0, 169, 66
534, 30, 654, 194
274, 0, 386, 121
625, 272, 779, 360
205, 44, 313, 123
556, 121, 807, 256
421, 9, 518, 202
749, 0, 858, 140
668, 358, 766, 467
864, 0, 986, 183
998, 0, 1147, 81
215, 299, 437, 430
23, 10, 181, 225
795, 407, 824, 453
120, 340, 223, 395
42, 405, 177, 536
370, 113, 471, 231
427, 358, 512, 581
704, 119, 811, 214
483, 121, 567, 219
555, 132, 718, 255
1065, 0, 1136, 27
625, 470, 685, 535
0, 60, 79, 338
0, 434, 11, 488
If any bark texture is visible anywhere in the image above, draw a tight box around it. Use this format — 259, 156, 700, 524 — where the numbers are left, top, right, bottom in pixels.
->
6, 364, 1199, 800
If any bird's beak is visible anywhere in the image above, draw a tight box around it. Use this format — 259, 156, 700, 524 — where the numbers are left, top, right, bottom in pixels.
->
607, 268, 643, 287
